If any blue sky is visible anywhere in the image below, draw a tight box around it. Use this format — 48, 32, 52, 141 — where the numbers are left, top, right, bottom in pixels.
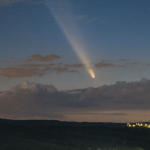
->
0, 0, 150, 122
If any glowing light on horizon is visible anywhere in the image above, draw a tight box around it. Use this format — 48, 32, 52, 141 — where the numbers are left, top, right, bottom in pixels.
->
46, 0, 95, 78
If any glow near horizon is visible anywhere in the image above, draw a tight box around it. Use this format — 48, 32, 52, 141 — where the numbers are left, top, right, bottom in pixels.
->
46, 1, 95, 78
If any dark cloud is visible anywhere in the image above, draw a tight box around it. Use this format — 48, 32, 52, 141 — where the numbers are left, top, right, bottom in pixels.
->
1, 78, 150, 119
26, 54, 60, 62
0, 81, 62, 119
95, 62, 114, 68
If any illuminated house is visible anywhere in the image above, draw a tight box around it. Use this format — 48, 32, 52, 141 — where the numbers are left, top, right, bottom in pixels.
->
127, 122, 150, 128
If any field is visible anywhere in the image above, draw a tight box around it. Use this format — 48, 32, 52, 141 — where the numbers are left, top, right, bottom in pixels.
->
0, 119, 149, 150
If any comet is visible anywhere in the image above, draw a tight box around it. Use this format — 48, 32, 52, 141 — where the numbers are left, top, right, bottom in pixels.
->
45, 0, 95, 78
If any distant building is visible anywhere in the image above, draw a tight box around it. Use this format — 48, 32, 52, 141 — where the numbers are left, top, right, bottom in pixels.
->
127, 122, 150, 128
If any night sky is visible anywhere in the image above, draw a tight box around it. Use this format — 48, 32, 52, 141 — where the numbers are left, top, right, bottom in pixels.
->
1, 0, 150, 122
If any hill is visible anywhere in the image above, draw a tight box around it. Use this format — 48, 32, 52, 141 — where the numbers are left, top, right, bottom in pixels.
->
0, 118, 126, 128
0, 119, 149, 150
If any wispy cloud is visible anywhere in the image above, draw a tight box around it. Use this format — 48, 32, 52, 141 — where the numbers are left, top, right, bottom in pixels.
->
119, 62, 140, 67
25, 54, 60, 62
0, 54, 80, 78
95, 59, 150, 69
95, 61, 114, 68
21, 63, 55, 68
53, 67, 78, 74
2, 56, 150, 78
1, 67, 50, 78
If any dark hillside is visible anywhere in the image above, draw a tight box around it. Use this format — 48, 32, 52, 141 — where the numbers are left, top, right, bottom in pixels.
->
0, 118, 126, 128
0, 119, 149, 150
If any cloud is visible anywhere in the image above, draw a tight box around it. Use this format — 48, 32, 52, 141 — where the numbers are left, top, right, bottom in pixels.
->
53, 67, 78, 73
119, 62, 140, 67
95, 60, 145, 69
1, 78, 150, 119
3, 55, 149, 78
95, 61, 114, 68
1, 67, 50, 78
0, 54, 81, 78
1, 65, 78, 78
2, 55, 149, 78
0, 81, 61, 119
21, 63, 55, 68
25, 54, 60, 62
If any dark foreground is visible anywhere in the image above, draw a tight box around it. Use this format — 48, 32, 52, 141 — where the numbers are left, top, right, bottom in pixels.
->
0, 119, 149, 150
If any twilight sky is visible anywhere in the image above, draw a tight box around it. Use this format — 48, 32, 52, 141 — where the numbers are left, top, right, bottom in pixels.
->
1, 0, 150, 122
